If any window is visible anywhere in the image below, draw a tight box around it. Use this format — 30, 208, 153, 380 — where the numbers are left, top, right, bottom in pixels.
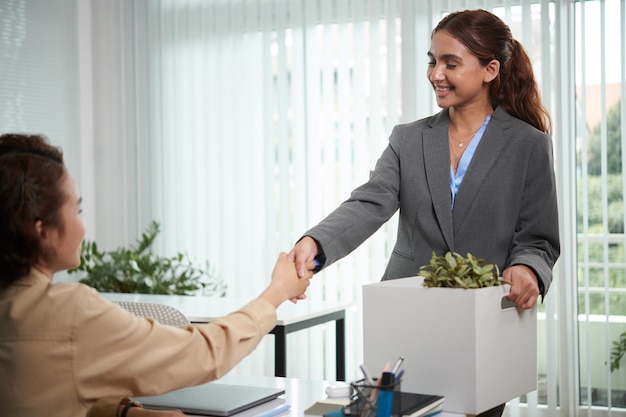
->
575, 0, 626, 409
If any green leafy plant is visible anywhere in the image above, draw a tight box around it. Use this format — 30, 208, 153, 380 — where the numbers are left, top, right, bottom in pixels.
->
68, 221, 226, 296
610, 331, 626, 372
419, 251, 504, 288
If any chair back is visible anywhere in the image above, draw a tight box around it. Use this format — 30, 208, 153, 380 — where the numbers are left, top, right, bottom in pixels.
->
115, 301, 190, 326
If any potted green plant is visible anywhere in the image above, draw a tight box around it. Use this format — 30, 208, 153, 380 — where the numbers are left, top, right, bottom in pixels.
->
419, 251, 506, 288
68, 221, 226, 296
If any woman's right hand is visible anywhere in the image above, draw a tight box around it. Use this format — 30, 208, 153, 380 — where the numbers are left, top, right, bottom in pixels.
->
259, 252, 314, 308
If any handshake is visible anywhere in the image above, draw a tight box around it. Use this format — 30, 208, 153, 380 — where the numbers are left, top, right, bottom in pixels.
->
258, 252, 317, 308
257, 235, 324, 306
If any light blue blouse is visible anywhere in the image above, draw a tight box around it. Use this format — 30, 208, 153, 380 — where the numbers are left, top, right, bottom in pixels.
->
450, 115, 492, 208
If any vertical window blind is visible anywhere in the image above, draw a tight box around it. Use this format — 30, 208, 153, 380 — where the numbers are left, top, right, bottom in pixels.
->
120, 0, 406, 379
0, 0, 81, 178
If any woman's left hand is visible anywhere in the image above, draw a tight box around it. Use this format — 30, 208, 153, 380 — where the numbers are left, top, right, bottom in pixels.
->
503, 264, 540, 310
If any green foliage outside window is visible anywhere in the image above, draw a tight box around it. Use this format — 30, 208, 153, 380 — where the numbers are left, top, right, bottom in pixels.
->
585, 102, 623, 176
611, 332, 626, 372
577, 174, 624, 234
577, 101, 625, 374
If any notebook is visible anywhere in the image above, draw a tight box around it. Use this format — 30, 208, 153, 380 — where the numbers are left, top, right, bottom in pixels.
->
393, 391, 444, 417
133, 382, 286, 416
329, 391, 444, 417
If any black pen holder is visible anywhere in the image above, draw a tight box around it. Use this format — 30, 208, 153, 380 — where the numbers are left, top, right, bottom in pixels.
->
344, 377, 401, 416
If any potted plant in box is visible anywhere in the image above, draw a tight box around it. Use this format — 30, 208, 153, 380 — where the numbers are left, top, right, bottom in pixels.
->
419, 251, 508, 288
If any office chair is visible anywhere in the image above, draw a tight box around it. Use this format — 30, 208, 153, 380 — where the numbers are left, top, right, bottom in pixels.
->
115, 301, 190, 327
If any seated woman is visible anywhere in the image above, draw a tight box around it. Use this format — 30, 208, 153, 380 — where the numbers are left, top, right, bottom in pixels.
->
0, 133, 315, 417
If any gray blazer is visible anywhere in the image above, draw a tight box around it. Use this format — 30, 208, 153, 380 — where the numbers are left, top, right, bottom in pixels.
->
305, 106, 560, 294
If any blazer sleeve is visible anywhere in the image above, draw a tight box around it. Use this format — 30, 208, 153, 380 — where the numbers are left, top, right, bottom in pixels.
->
304, 125, 404, 268
507, 131, 560, 295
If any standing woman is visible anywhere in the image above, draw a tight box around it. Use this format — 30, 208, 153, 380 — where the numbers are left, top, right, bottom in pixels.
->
289, 10, 559, 416
0, 133, 314, 417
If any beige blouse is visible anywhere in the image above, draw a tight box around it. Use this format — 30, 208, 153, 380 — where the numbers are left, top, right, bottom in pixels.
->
0, 268, 276, 417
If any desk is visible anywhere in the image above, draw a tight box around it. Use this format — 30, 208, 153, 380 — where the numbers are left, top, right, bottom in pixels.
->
185, 374, 463, 416
101, 293, 351, 380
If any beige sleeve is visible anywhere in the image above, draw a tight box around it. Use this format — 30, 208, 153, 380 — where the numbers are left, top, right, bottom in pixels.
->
85, 397, 129, 417
74, 286, 277, 405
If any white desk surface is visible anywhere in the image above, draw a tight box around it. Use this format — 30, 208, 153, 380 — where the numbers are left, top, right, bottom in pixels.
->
101, 293, 352, 324
182, 373, 462, 417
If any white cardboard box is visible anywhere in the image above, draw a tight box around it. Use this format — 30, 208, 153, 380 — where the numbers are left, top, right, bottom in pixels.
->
362, 276, 537, 415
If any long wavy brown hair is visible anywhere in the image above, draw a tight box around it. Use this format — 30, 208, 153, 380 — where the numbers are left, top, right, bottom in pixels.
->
433, 9, 552, 135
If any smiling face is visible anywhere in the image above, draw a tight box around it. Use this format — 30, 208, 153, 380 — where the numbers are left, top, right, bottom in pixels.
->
35, 171, 85, 276
427, 30, 499, 111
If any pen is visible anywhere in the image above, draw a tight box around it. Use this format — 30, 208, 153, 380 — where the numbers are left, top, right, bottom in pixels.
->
391, 356, 404, 375
395, 369, 404, 382
359, 364, 375, 386
360, 362, 389, 417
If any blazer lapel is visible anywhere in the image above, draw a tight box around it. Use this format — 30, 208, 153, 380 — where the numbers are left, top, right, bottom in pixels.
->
423, 110, 455, 251
453, 107, 512, 227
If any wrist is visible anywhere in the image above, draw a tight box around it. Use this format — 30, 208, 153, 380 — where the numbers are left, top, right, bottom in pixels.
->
259, 286, 285, 308
119, 400, 142, 417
